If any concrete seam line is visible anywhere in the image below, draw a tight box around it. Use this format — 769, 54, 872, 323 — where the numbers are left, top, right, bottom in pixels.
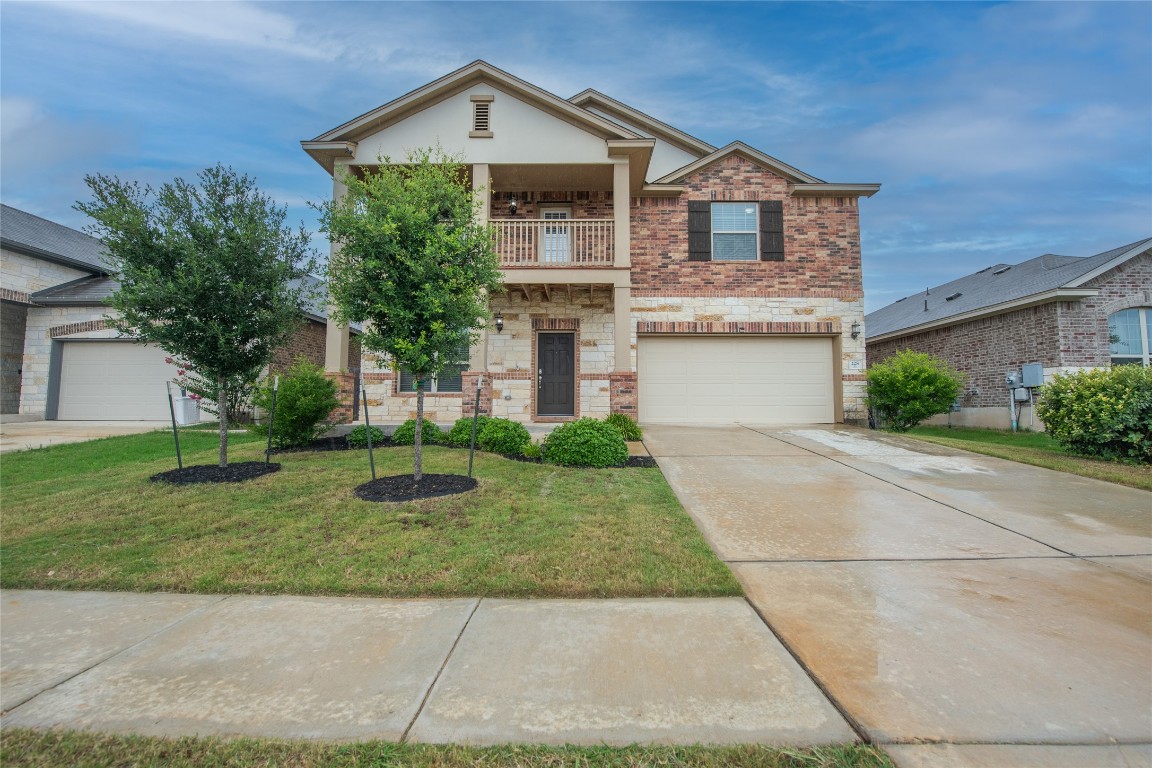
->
746, 425, 1076, 557
724, 555, 1080, 564
0, 593, 231, 716
400, 597, 482, 744
739, 595, 874, 745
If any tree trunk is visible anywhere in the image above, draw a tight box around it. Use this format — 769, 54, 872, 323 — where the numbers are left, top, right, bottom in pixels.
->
218, 378, 229, 468
414, 381, 424, 482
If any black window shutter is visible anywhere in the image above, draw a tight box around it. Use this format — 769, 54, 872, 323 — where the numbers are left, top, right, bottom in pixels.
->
688, 201, 711, 261
760, 200, 784, 261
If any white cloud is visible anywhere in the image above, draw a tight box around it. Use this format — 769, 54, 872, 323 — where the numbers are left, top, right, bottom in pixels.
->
50, 1, 335, 60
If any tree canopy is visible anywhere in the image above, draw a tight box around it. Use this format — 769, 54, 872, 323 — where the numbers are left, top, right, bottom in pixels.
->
318, 148, 503, 480
77, 164, 318, 466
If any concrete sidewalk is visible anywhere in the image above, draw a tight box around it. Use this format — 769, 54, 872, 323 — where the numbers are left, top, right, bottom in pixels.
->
0, 590, 856, 746
0, 418, 169, 453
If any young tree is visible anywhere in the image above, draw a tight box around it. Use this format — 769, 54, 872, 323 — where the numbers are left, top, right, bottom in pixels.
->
318, 148, 503, 481
77, 164, 318, 467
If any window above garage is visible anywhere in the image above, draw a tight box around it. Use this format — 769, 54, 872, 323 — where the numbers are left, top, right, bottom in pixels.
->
688, 200, 784, 262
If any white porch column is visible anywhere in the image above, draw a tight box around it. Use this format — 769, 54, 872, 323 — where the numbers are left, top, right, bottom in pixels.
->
471, 163, 490, 370
613, 158, 631, 268
324, 164, 351, 372
614, 285, 631, 371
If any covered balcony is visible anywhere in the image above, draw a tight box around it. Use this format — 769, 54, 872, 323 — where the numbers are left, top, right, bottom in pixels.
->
492, 218, 613, 267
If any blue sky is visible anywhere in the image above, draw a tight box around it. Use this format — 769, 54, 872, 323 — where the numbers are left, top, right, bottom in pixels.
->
2, 1, 1149, 312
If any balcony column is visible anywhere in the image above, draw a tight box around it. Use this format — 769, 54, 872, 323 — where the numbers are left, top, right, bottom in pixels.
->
613, 158, 630, 268
471, 163, 490, 371
324, 162, 351, 372
614, 285, 631, 371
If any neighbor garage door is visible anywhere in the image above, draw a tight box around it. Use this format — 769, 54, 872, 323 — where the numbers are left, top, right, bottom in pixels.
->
57, 341, 175, 420
637, 336, 834, 424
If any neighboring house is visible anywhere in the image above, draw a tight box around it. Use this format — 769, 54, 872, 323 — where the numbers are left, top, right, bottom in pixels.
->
865, 238, 1152, 429
305, 61, 879, 425
0, 204, 360, 420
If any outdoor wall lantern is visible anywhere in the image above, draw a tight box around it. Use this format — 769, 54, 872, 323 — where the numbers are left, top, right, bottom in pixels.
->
508, 195, 518, 215
850, 321, 862, 339
494, 312, 504, 333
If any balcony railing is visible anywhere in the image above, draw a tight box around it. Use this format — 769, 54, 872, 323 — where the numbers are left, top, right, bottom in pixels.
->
492, 219, 614, 267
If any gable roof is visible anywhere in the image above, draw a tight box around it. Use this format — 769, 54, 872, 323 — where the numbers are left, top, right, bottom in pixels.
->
1, 204, 107, 274
568, 89, 716, 158
303, 60, 644, 174
31, 273, 349, 328
866, 237, 1152, 340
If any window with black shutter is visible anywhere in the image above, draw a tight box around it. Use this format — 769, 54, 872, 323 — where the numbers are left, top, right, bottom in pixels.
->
760, 200, 784, 261
688, 201, 712, 261
688, 200, 786, 262
398, 344, 469, 393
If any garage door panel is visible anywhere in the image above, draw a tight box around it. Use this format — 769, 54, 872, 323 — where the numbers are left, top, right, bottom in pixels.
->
638, 336, 834, 424
58, 342, 175, 420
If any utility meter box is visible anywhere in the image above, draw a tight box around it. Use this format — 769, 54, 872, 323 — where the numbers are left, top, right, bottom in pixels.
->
1021, 363, 1044, 388
1005, 371, 1021, 388
1013, 387, 1031, 402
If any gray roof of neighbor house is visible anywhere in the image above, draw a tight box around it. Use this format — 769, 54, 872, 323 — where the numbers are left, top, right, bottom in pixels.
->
0, 204, 107, 274
866, 237, 1152, 339
31, 273, 342, 326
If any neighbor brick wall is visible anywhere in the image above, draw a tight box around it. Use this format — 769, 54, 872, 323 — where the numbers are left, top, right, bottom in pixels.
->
489, 191, 613, 220
866, 252, 1152, 409
868, 304, 1062, 409
630, 156, 863, 296
271, 320, 362, 374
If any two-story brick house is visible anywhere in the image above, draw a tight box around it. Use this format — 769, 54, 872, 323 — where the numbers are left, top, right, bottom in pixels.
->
306, 61, 879, 425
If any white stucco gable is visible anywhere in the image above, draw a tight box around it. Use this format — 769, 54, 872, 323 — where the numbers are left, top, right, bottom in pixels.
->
354, 83, 615, 166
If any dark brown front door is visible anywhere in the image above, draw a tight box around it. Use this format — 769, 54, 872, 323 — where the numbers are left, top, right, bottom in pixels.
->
537, 332, 574, 416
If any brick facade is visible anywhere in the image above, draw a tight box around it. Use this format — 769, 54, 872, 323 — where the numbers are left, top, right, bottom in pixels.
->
867, 252, 1152, 419
271, 319, 362, 374
630, 156, 863, 297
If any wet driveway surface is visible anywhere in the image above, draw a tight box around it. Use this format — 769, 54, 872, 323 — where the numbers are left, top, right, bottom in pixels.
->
645, 424, 1152, 767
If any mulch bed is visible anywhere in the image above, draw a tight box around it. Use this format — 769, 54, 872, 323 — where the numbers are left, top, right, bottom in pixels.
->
151, 462, 281, 485
355, 473, 478, 503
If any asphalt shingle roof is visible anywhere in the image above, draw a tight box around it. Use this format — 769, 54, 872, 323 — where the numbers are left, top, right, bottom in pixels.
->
0, 204, 107, 273
866, 238, 1152, 338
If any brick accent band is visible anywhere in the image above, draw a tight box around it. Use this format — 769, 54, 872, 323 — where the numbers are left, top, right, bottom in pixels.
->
636, 320, 837, 335
531, 317, 580, 330
632, 289, 862, 299
842, 374, 867, 381
50, 319, 109, 338
1, 288, 31, 304
362, 372, 397, 383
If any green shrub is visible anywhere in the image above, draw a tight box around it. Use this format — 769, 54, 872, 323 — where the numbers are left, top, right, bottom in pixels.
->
250, 358, 341, 448
347, 425, 385, 448
604, 412, 642, 441
521, 441, 543, 461
390, 418, 444, 446
543, 418, 629, 467
446, 415, 490, 447
866, 350, 964, 432
1036, 366, 1152, 463
478, 417, 532, 455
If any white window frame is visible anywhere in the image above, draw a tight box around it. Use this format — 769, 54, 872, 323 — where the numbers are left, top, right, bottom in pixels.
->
711, 202, 759, 261
540, 205, 572, 264
1109, 307, 1152, 367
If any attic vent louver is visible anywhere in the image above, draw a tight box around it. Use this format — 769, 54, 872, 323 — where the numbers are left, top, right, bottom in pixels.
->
992, 266, 1011, 275
945, 292, 962, 301
470, 94, 494, 138
976, 266, 992, 273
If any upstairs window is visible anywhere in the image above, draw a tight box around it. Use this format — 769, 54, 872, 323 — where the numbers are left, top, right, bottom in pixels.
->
688, 200, 784, 262
711, 203, 758, 261
1109, 307, 1151, 367
470, 95, 494, 138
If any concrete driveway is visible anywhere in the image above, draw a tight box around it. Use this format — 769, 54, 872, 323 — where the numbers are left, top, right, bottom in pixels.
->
645, 424, 1152, 768
0, 418, 169, 453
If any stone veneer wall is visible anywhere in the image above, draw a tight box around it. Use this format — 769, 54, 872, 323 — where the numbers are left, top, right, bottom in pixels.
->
1, 301, 28, 413
1, 249, 93, 296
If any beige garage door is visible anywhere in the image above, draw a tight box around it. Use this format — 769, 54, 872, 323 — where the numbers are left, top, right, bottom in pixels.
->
57, 342, 175, 420
638, 336, 834, 424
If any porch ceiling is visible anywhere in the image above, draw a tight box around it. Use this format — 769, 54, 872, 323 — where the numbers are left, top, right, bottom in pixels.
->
488, 164, 614, 192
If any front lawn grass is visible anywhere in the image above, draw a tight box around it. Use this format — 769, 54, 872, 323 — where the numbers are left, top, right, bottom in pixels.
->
905, 426, 1152, 491
0, 431, 739, 598
0, 729, 894, 768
